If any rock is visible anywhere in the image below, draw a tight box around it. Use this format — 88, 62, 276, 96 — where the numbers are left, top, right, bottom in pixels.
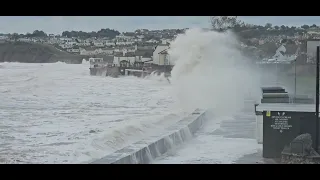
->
292, 133, 313, 155
281, 133, 320, 164
89, 130, 96, 133
284, 133, 313, 156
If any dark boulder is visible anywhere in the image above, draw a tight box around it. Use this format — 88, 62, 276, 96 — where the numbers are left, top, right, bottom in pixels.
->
282, 133, 313, 156
280, 133, 320, 164
291, 133, 313, 156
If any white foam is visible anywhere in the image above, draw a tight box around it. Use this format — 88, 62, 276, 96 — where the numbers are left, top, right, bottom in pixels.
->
0, 62, 186, 164
169, 28, 261, 115
153, 28, 263, 164
155, 135, 261, 164
144, 72, 169, 84
82, 59, 89, 65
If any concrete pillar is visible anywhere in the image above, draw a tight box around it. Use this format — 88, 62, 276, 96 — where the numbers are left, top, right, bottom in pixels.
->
256, 114, 263, 144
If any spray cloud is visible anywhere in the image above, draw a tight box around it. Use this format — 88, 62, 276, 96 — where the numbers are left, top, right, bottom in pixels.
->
169, 28, 261, 115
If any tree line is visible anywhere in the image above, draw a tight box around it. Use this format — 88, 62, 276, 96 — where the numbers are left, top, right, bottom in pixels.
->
9, 30, 48, 40
6, 28, 121, 40
3, 17, 319, 40
61, 28, 120, 39
210, 16, 318, 39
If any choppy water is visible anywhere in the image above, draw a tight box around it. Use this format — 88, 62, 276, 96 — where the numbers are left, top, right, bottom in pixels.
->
0, 62, 185, 164
0, 61, 264, 164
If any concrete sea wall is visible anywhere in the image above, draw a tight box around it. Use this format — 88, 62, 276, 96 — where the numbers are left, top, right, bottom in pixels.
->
90, 109, 207, 164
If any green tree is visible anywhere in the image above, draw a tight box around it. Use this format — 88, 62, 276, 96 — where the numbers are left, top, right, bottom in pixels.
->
311, 24, 317, 28
62, 28, 120, 39
175, 29, 183, 34
32, 30, 47, 37
210, 16, 240, 32
11, 33, 19, 41
265, 23, 272, 29
25, 33, 32, 38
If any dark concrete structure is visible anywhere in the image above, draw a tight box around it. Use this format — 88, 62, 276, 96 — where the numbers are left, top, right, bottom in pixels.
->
260, 87, 289, 103
256, 103, 320, 158
255, 86, 317, 159
261, 87, 286, 94
260, 86, 314, 104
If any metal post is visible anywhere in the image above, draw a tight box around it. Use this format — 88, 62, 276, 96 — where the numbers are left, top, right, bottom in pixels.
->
276, 60, 278, 85
316, 46, 319, 152
294, 59, 297, 99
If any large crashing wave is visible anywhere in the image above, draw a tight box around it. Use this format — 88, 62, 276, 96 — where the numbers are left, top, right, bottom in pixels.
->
168, 28, 261, 115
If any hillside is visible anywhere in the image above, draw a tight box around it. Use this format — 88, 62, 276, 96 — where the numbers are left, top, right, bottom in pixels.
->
0, 41, 84, 64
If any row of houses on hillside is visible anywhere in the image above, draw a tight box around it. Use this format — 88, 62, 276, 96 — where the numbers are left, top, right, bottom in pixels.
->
113, 44, 170, 66
79, 45, 147, 56
80, 47, 115, 55
90, 44, 171, 67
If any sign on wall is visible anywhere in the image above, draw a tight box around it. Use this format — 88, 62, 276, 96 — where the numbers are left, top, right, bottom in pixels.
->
263, 110, 314, 158
269, 111, 292, 133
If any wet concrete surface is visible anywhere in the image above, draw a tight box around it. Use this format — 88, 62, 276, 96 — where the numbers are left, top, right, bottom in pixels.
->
234, 150, 279, 164
210, 102, 278, 164
211, 114, 256, 139
154, 100, 278, 164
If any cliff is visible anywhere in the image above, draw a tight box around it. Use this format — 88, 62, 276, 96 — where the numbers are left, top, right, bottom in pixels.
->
0, 41, 84, 64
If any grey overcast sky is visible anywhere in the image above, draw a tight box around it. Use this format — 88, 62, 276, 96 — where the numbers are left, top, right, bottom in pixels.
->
0, 16, 319, 34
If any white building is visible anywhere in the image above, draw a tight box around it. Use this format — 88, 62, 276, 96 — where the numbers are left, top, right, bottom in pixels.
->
114, 48, 121, 52
67, 48, 80, 53
101, 48, 114, 55
59, 37, 73, 42
266, 44, 297, 63
137, 35, 144, 39
113, 56, 136, 66
80, 47, 98, 55
105, 41, 115, 46
65, 41, 77, 46
153, 45, 169, 65
116, 41, 134, 46
134, 38, 143, 42
93, 41, 105, 47
77, 42, 91, 47
0, 35, 9, 40
116, 34, 134, 41
60, 44, 73, 49
17, 38, 32, 42
146, 39, 159, 44
48, 38, 60, 44
258, 39, 265, 45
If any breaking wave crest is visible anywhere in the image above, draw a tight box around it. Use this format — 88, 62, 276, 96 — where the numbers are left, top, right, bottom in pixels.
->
168, 28, 261, 115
